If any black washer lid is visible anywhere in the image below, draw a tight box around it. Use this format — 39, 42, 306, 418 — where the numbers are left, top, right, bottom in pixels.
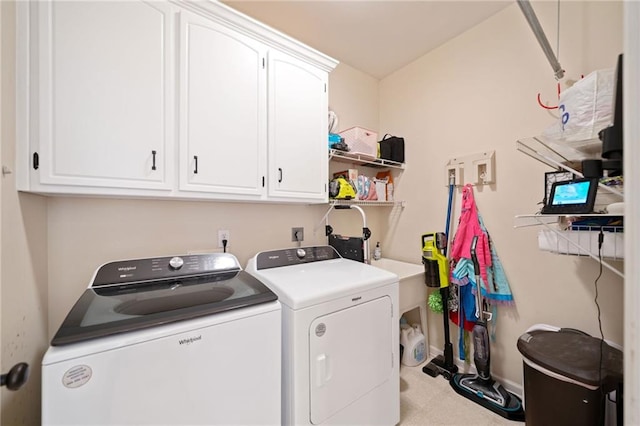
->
517, 328, 623, 389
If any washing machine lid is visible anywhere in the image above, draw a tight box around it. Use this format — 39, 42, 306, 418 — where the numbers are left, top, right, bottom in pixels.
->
246, 246, 398, 309
51, 253, 277, 346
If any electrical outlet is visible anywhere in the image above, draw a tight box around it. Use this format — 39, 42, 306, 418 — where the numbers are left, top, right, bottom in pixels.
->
291, 227, 304, 242
218, 229, 229, 248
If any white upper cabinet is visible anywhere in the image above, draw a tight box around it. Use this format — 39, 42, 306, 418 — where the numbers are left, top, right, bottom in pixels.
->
16, 0, 337, 201
178, 10, 266, 199
267, 51, 329, 202
25, 0, 174, 192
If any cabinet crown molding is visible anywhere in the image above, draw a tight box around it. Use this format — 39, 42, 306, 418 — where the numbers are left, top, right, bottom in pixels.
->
172, 0, 339, 72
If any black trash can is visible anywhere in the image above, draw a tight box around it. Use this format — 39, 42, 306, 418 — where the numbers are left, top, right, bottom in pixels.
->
517, 328, 623, 426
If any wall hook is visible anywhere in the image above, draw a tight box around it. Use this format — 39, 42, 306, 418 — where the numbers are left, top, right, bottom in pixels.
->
537, 82, 561, 110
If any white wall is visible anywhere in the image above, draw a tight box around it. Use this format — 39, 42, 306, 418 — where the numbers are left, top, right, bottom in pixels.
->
328, 63, 379, 132
0, 1, 4, 421
623, 3, 640, 422
1, 1, 49, 424
379, 1, 623, 386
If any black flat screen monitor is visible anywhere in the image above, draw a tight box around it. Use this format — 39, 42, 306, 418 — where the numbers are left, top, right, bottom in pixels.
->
541, 178, 599, 214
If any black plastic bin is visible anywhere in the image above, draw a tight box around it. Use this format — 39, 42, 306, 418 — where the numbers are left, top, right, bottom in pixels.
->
517, 328, 623, 426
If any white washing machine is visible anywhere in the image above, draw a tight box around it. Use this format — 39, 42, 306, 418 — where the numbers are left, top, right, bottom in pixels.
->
246, 246, 399, 425
42, 253, 281, 425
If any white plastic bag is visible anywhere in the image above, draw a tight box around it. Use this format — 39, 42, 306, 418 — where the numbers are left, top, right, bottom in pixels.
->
543, 68, 614, 158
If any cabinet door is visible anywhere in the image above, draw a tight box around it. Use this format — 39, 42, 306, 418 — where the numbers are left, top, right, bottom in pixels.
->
36, 0, 174, 190
178, 11, 266, 197
268, 51, 328, 202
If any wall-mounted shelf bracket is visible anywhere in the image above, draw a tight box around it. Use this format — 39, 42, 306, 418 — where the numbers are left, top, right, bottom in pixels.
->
516, 137, 624, 198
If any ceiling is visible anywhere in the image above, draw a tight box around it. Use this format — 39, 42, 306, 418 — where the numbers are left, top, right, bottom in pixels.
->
223, 1, 512, 79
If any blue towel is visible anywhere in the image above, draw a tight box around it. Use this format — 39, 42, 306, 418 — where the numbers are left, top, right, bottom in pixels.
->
478, 215, 515, 305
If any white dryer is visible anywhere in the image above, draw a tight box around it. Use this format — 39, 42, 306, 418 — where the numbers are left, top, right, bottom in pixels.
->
42, 253, 281, 425
246, 246, 399, 425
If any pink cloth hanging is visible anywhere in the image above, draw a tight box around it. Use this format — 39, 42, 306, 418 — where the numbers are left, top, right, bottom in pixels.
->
450, 184, 491, 287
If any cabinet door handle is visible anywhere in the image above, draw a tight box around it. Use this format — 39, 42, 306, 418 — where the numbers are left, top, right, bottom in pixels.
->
194, 155, 198, 174
1, 362, 29, 391
151, 150, 157, 171
278, 168, 283, 183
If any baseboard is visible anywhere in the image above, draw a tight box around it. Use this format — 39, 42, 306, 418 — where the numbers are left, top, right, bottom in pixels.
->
426, 344, 524, 398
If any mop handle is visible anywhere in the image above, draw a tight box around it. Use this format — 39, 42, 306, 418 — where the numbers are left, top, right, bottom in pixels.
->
470, 236, 480, 276
443, 173, 456, 256
470, 236, 483, 320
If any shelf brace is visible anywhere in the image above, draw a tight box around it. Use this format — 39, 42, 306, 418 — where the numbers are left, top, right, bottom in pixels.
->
516, 138, 624, 198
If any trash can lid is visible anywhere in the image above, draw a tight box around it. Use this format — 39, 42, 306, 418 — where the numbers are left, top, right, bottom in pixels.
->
517, 328, 623, 389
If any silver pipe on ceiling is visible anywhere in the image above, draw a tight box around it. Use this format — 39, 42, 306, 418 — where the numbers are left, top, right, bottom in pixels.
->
517, 0, 565, 80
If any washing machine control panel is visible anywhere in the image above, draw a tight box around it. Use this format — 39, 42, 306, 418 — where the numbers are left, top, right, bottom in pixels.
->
256, 246, 341, 270
91, 253, 241, 287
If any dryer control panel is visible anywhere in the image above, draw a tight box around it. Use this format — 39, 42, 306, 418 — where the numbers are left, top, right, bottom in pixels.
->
256, 246, 341, 270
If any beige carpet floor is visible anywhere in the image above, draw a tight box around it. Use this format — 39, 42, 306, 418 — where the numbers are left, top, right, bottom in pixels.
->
399, 362, 518, 425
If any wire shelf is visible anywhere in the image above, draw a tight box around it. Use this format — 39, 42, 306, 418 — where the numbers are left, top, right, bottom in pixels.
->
515, 214, 624, 278
329, 149, 405, 170
330, 199, 405, 208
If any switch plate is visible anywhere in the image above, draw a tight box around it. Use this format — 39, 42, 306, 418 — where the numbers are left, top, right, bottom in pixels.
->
291, 227, 304, 242
218, 229, 229, 248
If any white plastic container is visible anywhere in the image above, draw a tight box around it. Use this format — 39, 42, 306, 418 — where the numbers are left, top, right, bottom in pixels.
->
400, 324, 426, 366
338, 127, 378, 159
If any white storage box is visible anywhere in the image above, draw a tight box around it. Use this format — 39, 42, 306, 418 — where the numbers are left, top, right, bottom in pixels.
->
339, 127, 378, 159
538, 229, 624, 259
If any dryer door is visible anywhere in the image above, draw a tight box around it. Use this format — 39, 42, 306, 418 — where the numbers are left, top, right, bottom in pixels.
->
309, 296, 393, 424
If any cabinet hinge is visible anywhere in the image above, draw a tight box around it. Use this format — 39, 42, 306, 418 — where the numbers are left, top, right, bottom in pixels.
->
33, 152, 39, 170
262, 58, 265, 69
324, 83, 327, 93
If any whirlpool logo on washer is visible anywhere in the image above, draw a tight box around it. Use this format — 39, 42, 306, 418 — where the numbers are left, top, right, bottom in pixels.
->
178, 335, 202, 345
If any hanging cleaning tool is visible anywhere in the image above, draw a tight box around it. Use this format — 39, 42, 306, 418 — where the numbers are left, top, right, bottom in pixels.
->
421, 232, 458, 380
449, 236, 525, 421
422, 233, 449, 289
421, 172, 458, 380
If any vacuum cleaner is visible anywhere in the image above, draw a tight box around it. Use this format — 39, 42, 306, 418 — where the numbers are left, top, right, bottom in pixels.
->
449, 236, 525, 421
421, 232, 458, 379
421, 173, 458, 380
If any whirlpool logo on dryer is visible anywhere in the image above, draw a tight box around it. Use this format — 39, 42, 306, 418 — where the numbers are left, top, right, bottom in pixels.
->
178, 335, 202, 345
